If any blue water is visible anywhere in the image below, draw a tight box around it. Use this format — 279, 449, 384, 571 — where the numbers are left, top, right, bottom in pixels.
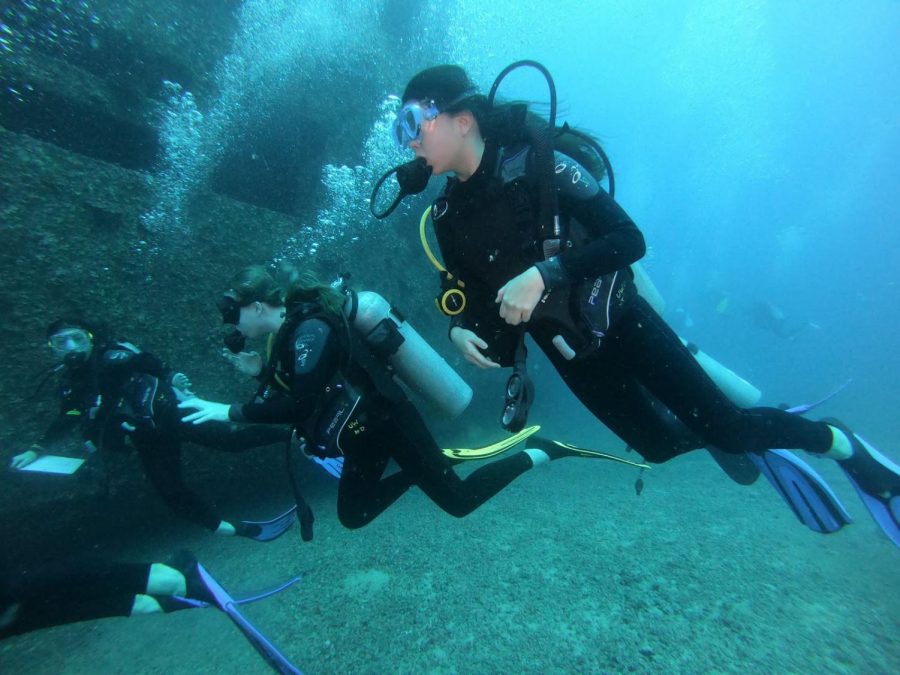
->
2, 1, 898, 672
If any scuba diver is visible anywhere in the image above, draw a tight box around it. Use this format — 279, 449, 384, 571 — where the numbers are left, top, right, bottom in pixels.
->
9, 319, 295, 541
750, 300, 821, 341
373, 62, 900, 547
178, 266, 622, 531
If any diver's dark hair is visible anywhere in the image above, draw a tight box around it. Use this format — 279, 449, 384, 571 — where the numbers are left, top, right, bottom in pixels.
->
402, 64, 488, 118
284, 269, 345, 317
403, 64, 608, 180
225, 266, 285, 307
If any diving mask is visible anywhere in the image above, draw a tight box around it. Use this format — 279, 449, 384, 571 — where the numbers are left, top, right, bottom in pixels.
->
217, 290, 242, 326
48, 328, 93, 364
391, 100, 440, 149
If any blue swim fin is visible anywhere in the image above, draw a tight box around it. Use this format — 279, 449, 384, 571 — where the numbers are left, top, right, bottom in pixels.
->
171, 573, 303, 610
825, 418, 900, 548
312, 455, 344, 478
749, 449, 852, 534
237, 505, 297, 542
195, 562, 302, 675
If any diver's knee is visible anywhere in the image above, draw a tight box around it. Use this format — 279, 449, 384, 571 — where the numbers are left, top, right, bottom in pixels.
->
337, 508, 370, 530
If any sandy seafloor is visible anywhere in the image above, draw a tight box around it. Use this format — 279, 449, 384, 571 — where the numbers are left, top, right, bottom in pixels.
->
1, 437, 897, 674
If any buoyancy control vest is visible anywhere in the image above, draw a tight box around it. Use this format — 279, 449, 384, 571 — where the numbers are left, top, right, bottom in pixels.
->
259, 289, 472, 458
425, 138, 636, 364
492, 141, 637, 359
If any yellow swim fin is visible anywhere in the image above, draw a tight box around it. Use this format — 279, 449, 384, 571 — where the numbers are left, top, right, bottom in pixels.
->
443, 425, 541, 461
542, 439, 651, 469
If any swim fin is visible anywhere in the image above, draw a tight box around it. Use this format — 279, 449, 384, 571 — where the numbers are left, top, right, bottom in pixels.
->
194, 562, 302, 675
236, 505, 297, 542
527, 436, 651, 468
824, 418, 900, 548
706, 446, 760, 485
442, 425, 541, 461
170, 573, 304, 611
748, 449, 852, 534
312, 455, 344, 478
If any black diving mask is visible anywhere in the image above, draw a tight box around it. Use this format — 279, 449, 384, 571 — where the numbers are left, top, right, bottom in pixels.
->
217, 290, 243, 326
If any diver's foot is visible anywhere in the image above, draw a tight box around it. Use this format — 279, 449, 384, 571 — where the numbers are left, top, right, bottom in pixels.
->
166, 550, 217, 605
525, 436, 615, 463
824, 418, 900, 547
524, 437, 573, 465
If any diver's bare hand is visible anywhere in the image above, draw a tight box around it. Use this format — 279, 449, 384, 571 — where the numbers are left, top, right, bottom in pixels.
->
450, 327, 501, 369
221, 349, 262, 376
496, 267, 545, 325
10, 449, 38, 470
178, 398, 231, 424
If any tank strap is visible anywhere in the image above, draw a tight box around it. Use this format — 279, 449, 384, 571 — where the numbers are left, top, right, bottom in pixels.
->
340, 311, 406, 404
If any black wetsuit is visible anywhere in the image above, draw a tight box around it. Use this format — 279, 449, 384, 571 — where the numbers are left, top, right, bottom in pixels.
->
39, 342, 287, 530
0, 559, 151, 638
228, 306, 534, 529
432, 140, 833, 462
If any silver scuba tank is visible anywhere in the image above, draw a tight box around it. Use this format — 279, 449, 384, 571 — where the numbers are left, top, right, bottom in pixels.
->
345, 290, 473, 418
635, 263, 761, 407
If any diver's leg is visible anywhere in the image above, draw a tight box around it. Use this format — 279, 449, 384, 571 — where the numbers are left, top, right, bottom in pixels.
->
176, 419, 289, 453
385, 400, 535, 518
538, 337, 700, 463
337, 400, 536, 526
336, 421, 412, 530
614, 297, 832, 455
133, 433, 223, 531
1, 559, 151, 638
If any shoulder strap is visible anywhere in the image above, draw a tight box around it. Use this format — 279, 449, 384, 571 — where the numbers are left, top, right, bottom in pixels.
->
253, 304, 315, 400
337, 299, 406, 403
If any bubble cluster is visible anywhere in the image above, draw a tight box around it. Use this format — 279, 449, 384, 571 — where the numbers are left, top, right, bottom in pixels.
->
0, 0, 99, 64
140, 0, 385, 246
274, 97, 410, 264
139, 81, 206, 234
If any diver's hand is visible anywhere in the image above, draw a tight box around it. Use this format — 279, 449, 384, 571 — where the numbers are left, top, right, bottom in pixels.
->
170, 372, 193, 392
10, 449, 38, 469
222, 349, 262, 377
450, 327, 501, 369
169, 372, 195, 402
178, 398, 231, 425
496, 267, 545, 325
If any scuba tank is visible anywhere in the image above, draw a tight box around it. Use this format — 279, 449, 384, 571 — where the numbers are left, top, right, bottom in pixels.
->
344, 289, 473, 418
628, 264, 761, 407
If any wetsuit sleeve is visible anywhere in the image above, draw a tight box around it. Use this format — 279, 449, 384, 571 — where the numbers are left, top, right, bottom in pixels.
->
537, 151, 646, 287
36, 381, 85, 447
231, 318, 342, 424
37, 414, 79, 447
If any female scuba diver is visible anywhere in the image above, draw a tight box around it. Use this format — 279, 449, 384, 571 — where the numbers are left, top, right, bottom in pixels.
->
178, 266, 601, 530
382, 63, 900, 547
9, 319, 293, 541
